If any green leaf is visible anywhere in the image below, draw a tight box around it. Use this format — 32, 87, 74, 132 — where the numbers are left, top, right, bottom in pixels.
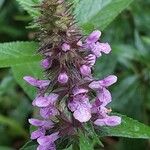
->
75, 0, 134, 33
63, 145, 73, 150
16, 0, 42, 18
20, 141, 37, 150
12, 62, 43, 100
79, 131, 94, 150
0, 146, 14, 150
0, 41, 41, 68
96, 114, 150, 139
0, 114, 28, 138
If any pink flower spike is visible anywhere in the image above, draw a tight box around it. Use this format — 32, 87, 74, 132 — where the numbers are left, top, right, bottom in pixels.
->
86, 30, 101, 43
58, 72, 69, 84
62, 43, 70, 52
80, 65, 91, 77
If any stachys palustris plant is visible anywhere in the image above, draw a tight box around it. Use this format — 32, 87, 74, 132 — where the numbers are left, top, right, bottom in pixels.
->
23, 0, 121, 149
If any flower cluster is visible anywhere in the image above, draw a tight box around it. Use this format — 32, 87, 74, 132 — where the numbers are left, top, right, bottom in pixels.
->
24, 1, 121, 149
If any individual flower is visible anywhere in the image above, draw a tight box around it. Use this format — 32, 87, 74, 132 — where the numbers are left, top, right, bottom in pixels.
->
28, 118, 54, 140
84, 30, 111, 57
23, 76, 50, 89
68, 94, 92, 122
37, 132, 59, 150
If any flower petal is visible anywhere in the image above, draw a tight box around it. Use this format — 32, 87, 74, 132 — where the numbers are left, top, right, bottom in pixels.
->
37, 132, 59, 146
29, 118, 44, 126
35, 96, 51, 107
86, 30, 101, 43
94, 116, 121, 126
31, 128, 45, 140
99, 75, 117, 87
73, 106, 91, 122
40, 106, 59, 119
96, 42, 111, 54
97, 88, 112, 106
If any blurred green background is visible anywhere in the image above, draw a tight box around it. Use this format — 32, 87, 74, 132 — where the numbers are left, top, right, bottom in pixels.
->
0, 0, 149, 149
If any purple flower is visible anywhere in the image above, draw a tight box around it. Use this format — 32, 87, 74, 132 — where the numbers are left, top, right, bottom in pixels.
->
41, 58, 52, 69
29, 118, 54, 140
29, 118, 54, 129
23, 76, 50, 89
40, 106, 59, 119
31, 128, 45, 140
94, 116, 121, 126
37, 132, 59, 150
34, 93, 59, 107
84, 30, 111, 57
89, 75, 117, 103
62, 43, 70, 52
85, 54, 96, 67
32, 93, 59, 119
85, 30, 101, 43
58, 72, 69, 84
80, 65, 91, 77
68, 94, 91, 122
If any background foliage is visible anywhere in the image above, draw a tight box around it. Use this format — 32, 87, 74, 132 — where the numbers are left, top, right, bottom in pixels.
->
0, 0, 150, 149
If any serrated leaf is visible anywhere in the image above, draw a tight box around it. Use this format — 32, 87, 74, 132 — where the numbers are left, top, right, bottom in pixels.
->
75, 0, 134, 33
20, 141, 38, 150
96, 114, 150, 139
12, 62, 43, 100
16, 0, 42, 18
0, 41, 41, 68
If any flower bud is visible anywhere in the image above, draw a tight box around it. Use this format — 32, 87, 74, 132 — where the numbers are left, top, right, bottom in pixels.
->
41, 58, 52, 69
61, 43, 70, 52
80, 65, 91, 77
58, 72, 69, 84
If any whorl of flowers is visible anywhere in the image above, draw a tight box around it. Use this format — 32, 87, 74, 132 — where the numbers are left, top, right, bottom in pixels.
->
24, 0, 121, 149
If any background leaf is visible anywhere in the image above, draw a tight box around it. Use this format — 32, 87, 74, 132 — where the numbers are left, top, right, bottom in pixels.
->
16, 0, 42, 18
75, 0, 134, 33
12, 62, 43, 99
0, 41, 41, 68
97, 114, 150, 139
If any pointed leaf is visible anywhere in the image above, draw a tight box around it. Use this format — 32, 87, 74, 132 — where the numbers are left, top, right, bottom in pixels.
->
0, 41, 41, 68
96, 114, 150, 139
